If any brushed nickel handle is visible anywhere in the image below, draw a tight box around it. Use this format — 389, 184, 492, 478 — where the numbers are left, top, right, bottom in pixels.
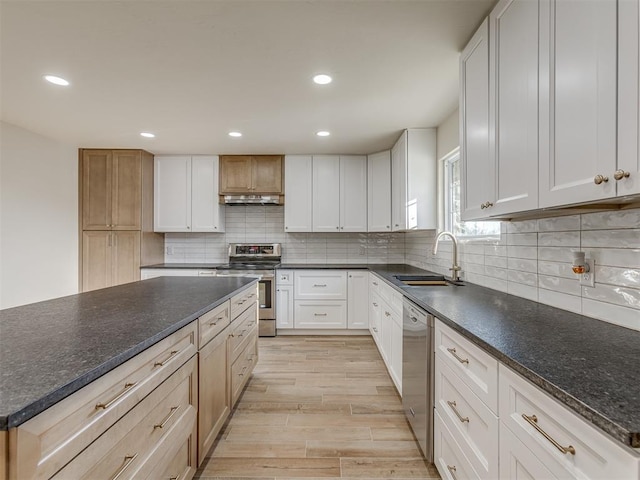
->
229, 333, 235, 338
239, 366, 248, 376
314, 313, 328, 316
522, 413, 576, 455
238, 329, 247, 337
313, 284, 327, 287
447, 400, 469, 423
486, 201, 494, 208
95, 382, 137, 410
614, 169, 631, 181
410, 316, 418, 323
447, 347, 469, 365
594, 174, 609, 185
480, 203, 486, 209
447, 464, 458, 480
154, 405, 180, 429
110, 453, 138, 480
385, 311, 391, 317
154, 349, 179, 367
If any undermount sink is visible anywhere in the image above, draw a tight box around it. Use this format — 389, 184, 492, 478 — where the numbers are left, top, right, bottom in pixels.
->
394, 274, 449, 286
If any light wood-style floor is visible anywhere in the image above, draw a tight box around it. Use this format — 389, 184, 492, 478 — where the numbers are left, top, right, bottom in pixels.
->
195, 336, 441, 479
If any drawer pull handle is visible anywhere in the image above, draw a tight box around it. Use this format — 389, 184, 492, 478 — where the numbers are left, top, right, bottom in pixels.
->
229, 333, 235, 338
372, 327, 378, 332
169, 474, 182, 480
239, 366, 248, 376
110, 453, 138, 480
154, 405, 180, 429
447, 401, 469, 423
522, 414, 576, 455
95, 382, 137, 410
154, 350, 179, 367
447, 347, 469, 365
313, 284, 327, 287
314, 313, 328, 316
410, 316, 418, 323
373, 281, 378, 286
238, 329, 247, 337
447, 464, 458, 480
373, 302, 378, 307
209, 321, 218, 327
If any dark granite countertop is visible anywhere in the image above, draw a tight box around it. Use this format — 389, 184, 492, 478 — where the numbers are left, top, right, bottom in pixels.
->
142, 263, 222, 269
368, 266, 640, 449
0, 276, 256, 430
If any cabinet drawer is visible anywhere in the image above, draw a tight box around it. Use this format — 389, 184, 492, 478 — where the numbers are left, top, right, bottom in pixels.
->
148, 435, 195, 480
294, 271, 347, 300
198, 301, 230, 348
435, 319, 498, 413
229, 304, 258, 362
435, 356, 498, 479
230, 285, 258, 319
294, 301, 347, 328
499, 364, 640, 480
276, 270, 293, 286
378, 281, 402, 313
434, 410, 481, 480
231, 338, 258, 406
11, 323, 197, 480
369, 273, 382, 295
53, 356, 197, 479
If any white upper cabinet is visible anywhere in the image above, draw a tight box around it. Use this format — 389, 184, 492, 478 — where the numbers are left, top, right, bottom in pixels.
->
339, 155, 368, 232
312, 155, 367, 233
618, 0, 640, 196
460, 18, 492, 221
489, 0, 539, 216
312, 155, 341, 232
154, 155, 224, 233
391, 129, 437, 231
538, 0, 617, 207
284, 155, 313, 232
367, 150, 392, 232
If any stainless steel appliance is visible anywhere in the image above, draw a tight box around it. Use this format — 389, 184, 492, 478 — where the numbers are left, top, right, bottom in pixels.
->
215, 243, 281, 337
402, 298, 435, 462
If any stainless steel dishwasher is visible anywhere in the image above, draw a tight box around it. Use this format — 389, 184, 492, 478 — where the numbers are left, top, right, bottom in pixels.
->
402, 298, 434, 462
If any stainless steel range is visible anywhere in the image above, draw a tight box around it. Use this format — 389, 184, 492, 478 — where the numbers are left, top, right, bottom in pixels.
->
216, 243, 281, 337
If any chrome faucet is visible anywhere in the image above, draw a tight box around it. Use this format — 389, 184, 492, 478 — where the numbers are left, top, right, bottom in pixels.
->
432, 231, 461, 282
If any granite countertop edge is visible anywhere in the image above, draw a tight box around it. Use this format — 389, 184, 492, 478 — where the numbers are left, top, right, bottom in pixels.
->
0, 278, 257, 430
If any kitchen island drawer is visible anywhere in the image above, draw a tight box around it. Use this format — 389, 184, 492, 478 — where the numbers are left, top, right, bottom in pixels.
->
435, 319, 498, 413
294, 301, 347, 328
435, 356, 498, 479
10, 322, 197, 480
198, 300, 230, 348
499, 364, 640, 480
231, 336, 258, 406
230, 285, 257, 319
52, 356, 197, 479
294, 271, 347, 300
229, 304, 257, 361
434, 409, 481, 480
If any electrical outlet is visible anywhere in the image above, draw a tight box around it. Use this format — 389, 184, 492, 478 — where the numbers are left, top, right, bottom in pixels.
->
579, 259, 595, 287
166, 246, 174, 255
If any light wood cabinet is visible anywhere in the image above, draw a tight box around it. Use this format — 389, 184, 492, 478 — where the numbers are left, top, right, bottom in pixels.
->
219, 155, 283, 195
82, 150, 143, 230
154, 155, 225, 233
618, 0, 640, 197
82, 230, 141, 292
367, 150, 392, 232
80, 149, 163, 292
284, 156, 313, 232
347, 271, 369, 329
198, 326, 230, 466
391, 129, 437, 231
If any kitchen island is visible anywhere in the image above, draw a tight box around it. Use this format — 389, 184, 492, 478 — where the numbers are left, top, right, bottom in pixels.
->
0, 276, 258, 480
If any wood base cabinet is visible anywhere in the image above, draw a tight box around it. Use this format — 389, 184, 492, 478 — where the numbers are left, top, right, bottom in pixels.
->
82, 230, 141, 291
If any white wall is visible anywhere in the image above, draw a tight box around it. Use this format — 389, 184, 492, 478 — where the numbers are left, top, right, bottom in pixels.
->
436, 108, 459, 160
0, 122, 79, 309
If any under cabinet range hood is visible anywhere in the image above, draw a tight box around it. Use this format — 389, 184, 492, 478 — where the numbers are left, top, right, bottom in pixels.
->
222, 194, 283, 205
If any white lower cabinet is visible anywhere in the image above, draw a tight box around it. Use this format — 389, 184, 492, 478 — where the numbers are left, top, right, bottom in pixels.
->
369, 290, 382, 347
276, 270, 294, 329
499, 422, 557, 480
499, 364, 640, 480
347, 270, 369, 329
294, 300, 347, 329
434, 409, 481, 480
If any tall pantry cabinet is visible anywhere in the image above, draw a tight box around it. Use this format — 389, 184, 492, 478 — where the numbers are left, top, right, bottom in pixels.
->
80, 149, 164, 291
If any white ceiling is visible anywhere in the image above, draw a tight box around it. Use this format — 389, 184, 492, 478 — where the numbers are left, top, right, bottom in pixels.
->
0, 0, 495, 155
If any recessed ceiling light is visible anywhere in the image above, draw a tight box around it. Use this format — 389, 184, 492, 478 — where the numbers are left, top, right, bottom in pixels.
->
313, 74, 332, 85
140, 132, 155, 138
228, 131, 242, 137
316, 131, 331, 137
43, 75, 69, 86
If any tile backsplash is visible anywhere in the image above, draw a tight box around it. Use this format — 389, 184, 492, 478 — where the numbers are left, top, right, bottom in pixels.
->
165, 205, 640, 331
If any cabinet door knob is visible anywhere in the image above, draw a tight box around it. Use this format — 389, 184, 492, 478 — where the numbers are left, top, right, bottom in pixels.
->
336, 226, 339, 230
594, 174, 609, 185
613, 169, 631, 181
480, 203, 486, 209
486, 201, 493, 208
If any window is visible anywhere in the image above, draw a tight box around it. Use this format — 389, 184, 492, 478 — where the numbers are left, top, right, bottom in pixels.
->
442, 149, 500, 237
